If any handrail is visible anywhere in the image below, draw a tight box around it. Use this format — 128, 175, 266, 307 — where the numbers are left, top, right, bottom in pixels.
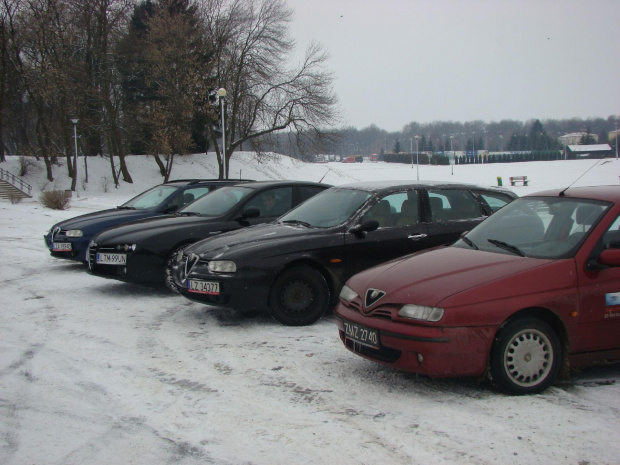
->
0, 167, 33, 196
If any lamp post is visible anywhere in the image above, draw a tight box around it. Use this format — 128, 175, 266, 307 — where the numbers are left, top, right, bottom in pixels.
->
410, 138, 413, 168
415, 135, 420, 180
217, 88, 227, 178
450, 134, 454, 175
70, 118, 79, 196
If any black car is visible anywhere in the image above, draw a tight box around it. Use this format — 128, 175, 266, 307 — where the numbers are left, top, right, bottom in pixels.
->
173, 181, 518, 326
44, 179, 246, 262
87, 181, 330, 291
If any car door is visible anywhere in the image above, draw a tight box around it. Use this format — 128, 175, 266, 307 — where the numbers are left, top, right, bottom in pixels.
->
576, 213, 620, 352
343, 189, 430, 278
424, 188, 486, 248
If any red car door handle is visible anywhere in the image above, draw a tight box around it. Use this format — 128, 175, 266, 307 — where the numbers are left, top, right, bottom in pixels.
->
408, 234, 428, 240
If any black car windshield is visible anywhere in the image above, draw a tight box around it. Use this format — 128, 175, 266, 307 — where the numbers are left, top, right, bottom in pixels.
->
279, 188, 372, 228
455, 196, 609, 259
179, 185, 254, 216
121, 185, 179, 209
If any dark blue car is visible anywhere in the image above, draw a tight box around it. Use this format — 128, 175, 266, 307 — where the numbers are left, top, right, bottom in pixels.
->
44, 179, 247, 262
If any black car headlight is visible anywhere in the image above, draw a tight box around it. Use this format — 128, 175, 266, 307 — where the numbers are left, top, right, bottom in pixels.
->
208, 260, 236, 273
65, 229, 83, 238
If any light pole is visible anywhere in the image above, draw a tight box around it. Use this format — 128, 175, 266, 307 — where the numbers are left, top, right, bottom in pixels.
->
450, 134, 454, 175
217, 88, 227, 178
70, 118, 79, 196
410, 138, 413, 168
415, 135, 420, 180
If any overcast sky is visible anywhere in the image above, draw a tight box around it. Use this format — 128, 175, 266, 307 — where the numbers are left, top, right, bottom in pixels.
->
287, 0, 620, 132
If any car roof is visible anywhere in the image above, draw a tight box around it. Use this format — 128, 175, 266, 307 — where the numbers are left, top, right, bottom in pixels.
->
162, 179, 253, 187
524, 185, 620, 203
334, 180, 515, 194
220, 180, 331, 189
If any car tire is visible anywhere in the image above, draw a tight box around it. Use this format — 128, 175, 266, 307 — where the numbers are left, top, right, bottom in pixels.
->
164, 245, 188, 294
489, 317, 562, 395
268, 265, 329, 326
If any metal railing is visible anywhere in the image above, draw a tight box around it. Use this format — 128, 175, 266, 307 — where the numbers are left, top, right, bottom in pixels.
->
0, 167, 33, 196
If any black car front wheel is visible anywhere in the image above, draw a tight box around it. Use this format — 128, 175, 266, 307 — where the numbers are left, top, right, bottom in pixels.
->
489, 317, 562, 395
164, 245, 188, 294
268, 265, 329, 326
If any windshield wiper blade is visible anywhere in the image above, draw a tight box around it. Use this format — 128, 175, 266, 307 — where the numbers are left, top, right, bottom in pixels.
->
282, 220, 312, 227
176, 211, 201, 216
487, 239, 525, 257
460, 234, 478, 250
117, 206, 136, 210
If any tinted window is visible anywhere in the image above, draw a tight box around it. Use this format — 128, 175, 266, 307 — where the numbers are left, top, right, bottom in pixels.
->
298, 185, 325, 203
280, 188, 371, 228
181, 186, 254, 216
362, 191, 420, 227
429, 189, 482, 222
245, 187, 293, 218
476, 190, 515, 213
123, 185, 179, 209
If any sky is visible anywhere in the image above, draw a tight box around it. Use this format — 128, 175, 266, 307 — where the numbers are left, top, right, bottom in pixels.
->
287, 0, 620, 132
1, 154, 620, 464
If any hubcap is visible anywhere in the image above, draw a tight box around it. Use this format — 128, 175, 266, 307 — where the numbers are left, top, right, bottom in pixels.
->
281, 279, 314, 314
503, 329, 553, 387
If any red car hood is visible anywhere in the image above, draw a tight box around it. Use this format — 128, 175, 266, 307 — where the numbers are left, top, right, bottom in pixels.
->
347, 246, 562, 308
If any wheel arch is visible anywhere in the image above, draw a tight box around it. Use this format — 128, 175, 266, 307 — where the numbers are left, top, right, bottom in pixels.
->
494, 306, 571, 378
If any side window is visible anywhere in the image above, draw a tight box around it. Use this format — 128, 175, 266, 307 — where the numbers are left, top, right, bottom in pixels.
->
476, 191, 514, 213
601, 214, 620, 249
179, 187, 211, 208
429, 189, 481, 222
247, 187, 293, 218
362, 191, 413, 228
298, 186, 325, 203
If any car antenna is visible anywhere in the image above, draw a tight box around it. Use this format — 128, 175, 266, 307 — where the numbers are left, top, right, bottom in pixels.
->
319, 169, 330, 183
559, 157, 610, 196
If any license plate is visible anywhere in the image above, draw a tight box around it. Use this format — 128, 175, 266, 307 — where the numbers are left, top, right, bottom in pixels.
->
52, 242, 72, 251
96, 253, 127, 265
187, 279, 220, 295
343, 320, 380, 349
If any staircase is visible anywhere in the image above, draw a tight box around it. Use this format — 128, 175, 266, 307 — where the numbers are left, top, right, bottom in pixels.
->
0, 167, 33, 201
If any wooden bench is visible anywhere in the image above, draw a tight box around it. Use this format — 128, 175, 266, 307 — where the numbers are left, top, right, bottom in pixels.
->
510, 176, 529, 186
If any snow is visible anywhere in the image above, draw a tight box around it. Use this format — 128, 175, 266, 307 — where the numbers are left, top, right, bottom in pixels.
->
1, 152, 620, 465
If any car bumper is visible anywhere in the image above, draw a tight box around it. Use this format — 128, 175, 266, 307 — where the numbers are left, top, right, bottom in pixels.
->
87, 250, 164, 283
334, 303, 496, 378
176, 266, 277, 313
44, 234, 90, 262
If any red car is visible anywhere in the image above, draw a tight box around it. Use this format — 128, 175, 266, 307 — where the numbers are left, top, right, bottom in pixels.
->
335, 185, 620, 394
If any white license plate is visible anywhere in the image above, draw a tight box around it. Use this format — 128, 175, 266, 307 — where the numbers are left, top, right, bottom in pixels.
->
96, 253, 127, 265
187, 279, 220, 295
52, 242, 72, 251
343, 320, 380, 349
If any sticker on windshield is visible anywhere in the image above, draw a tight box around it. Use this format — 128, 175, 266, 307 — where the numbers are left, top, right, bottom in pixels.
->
604, 292, 620, 319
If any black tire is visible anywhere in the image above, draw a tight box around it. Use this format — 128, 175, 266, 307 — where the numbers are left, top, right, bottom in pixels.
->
268, 265, 329, 326
489, 317, 562, 395
164, 245, 189, 294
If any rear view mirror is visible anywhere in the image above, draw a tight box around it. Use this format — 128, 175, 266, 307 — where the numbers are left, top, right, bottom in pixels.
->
349, 220, 379, 236
241, 206, 260, 219
599, 248, 620, 267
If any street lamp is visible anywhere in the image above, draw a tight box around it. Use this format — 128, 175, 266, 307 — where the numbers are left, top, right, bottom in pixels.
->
217, 88, 227, 178
410, 138, 413, 168
415, 135, 420, 180
450, 134, 454, 175
70, 118, 79, 196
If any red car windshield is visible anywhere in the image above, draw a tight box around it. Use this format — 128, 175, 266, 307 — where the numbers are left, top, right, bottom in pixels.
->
457, 197, 609, 259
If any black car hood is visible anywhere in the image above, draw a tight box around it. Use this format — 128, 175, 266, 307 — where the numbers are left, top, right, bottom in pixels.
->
92, 214, 220, 243
52, 207, 158, 232
186, 222, 325, 257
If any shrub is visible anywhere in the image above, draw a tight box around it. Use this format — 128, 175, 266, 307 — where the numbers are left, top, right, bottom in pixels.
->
39, 190, 72, 210
18, 156, 38, 176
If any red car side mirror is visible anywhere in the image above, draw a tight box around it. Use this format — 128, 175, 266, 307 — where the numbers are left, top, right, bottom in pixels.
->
599, 248, 620, 267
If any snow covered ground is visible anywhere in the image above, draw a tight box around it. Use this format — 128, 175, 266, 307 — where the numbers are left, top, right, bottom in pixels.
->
1, 153, 620, 465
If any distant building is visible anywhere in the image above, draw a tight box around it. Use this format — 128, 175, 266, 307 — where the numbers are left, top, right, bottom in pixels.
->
567, 144, 612, 158
558, 132, 599, 146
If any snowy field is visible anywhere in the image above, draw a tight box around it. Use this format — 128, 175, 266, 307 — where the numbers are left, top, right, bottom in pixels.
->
1, 152, 620, 465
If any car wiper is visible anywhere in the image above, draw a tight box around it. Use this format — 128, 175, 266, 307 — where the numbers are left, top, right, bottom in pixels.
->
460, 234, 478, 250
117, 206, 136, 210
282, 219, 312, 227
176, 211, 201, 216
487, 239, 525, 257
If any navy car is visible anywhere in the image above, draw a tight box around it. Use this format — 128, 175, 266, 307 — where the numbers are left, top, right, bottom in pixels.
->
44, 179, 246, 262
87, 181, 329, 292
173, 181, 517, 326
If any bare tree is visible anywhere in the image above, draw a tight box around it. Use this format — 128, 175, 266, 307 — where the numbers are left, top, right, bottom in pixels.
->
204, 0, 339, 179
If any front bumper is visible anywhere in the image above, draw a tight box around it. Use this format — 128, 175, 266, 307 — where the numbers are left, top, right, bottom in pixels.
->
334, 302, 496, 378
44, 233, 90, 262
175, 263, 277, 313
